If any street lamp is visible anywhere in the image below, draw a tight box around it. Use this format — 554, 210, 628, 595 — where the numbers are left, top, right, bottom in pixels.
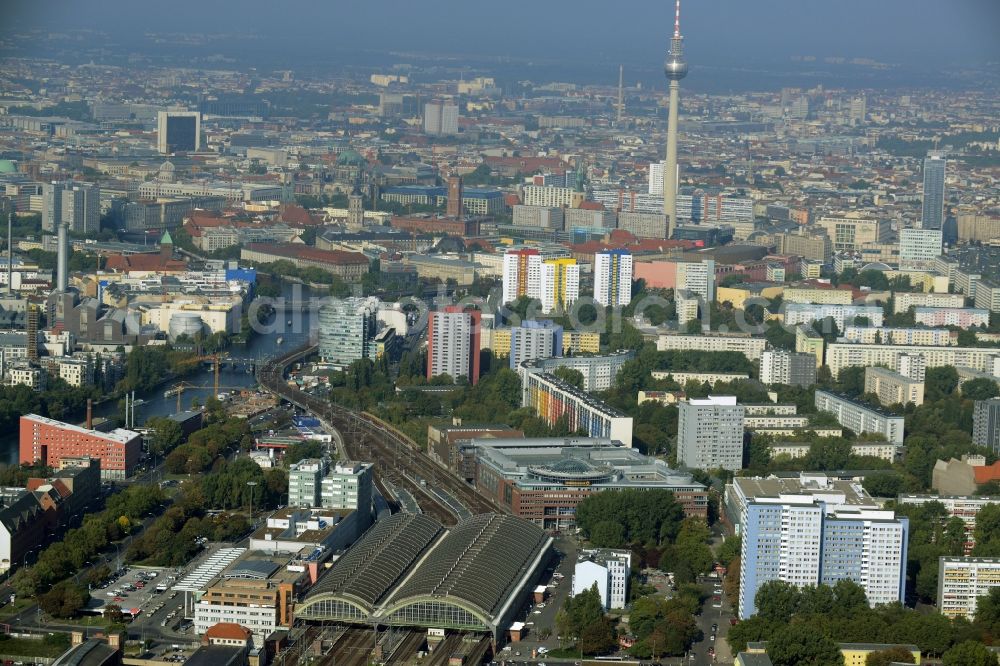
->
247, 481, 258, 526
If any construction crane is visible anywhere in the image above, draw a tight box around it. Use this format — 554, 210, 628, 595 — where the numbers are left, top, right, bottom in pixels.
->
174, 353, 226, 395
165, 381, 252, 413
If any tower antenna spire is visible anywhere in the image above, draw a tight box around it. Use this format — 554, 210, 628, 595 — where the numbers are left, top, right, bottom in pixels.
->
617, 64, 625, 123
674, 0, 682, 37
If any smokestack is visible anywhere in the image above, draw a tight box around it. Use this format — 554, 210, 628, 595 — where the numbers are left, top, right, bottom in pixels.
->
56, 222, 68, 292
86, 398, 93, 430
6, 211, 12, 295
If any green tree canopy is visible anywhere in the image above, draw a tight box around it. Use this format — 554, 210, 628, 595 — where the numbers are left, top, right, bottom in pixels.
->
942, 640, 996, 666
766, 623, 843, 666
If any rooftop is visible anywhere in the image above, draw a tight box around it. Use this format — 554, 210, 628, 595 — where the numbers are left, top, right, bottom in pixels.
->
22, 413, 140, 445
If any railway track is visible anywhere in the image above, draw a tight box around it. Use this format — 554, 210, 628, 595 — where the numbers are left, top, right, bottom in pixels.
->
258, 346, 504, 524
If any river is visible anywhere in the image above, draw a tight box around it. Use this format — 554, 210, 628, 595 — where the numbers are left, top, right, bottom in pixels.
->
0, 283, 321, 464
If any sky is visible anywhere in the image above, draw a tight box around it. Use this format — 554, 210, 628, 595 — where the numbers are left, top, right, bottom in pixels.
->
2, 0, 999, 68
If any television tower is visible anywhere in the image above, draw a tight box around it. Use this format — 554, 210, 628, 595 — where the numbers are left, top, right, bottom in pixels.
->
663, 0, 688, 239
616, 65, 625, 123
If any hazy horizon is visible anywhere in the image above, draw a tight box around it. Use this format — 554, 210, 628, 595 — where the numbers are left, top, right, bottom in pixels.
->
3, 0, 999, 72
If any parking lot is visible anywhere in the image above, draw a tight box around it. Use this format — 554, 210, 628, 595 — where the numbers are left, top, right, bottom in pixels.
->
497, 535, 578, 660
95, 567, 175, 615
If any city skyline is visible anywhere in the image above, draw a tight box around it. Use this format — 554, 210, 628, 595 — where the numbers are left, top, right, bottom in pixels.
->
2, 0, 999, 73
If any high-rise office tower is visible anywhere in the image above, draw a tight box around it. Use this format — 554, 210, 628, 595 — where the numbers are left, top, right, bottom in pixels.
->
427, 306, 482, 385
61, 183, 100, 234
594, 249, 633, 308
662, 0, 688, 240
317, 297, 378, 368
447, 174, 463, 218
41, 181, 65, 232
921, 153, 946, 230
156, 111, 201, 154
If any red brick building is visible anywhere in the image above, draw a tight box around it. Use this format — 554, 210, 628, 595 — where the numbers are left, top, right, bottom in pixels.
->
391, 215, 479, 237
240, 243, 370, 279
19, 414, 142, 480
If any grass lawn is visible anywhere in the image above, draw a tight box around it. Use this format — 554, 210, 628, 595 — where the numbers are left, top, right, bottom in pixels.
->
545, 647, 584, 659
0, 636, 70, 658
59, 614, 112, 629
0, 598, 34, 618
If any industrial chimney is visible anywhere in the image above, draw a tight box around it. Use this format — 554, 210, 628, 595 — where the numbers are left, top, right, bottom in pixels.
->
56, 222, 68, 292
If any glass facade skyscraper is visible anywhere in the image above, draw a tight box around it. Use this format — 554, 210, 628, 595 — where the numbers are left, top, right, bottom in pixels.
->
921, 153, 946, 230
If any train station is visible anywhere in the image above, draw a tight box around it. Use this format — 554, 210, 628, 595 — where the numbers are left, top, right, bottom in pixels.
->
295, 512, 553, 642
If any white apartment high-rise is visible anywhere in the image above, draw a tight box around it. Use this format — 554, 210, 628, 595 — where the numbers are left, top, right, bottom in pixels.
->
675, 259, 715, 302
502, 248, 578, 315
423, 100, 459, 136
921, 153, 947, 230
502, 248, 543, 307
662, 0, 689, 240
759, 349, 817, 387
593, 250, 633, 308
899, 228, 943, 268
541, 258, 580, 314
156, 111, 201, 154
426, 306, 481, 385
739, 501, 908, 619
648, 160, 666, 196
676, 396, 745, 471
938, 557, 1000, 619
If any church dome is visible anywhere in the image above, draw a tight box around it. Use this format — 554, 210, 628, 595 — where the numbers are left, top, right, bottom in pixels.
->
336, 149, 367, 167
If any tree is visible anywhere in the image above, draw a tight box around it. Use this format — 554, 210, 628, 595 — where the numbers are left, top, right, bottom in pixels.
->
579, 618, 617, 656
831, 579, 868, 613
866, 646, 916, 666
942, 640, 996, 666
716, 536, 741, 567
767, 623, 843, 666
146, 417, 185, 456
552, 366, 585, 390
862, 470, 905, 498
590, 520, 626, 548
963, 377, 1000, 401
38, 581, 89, 618
754, 580, 800, 622
103, 604, 125, 624
973, 587, 1000, 637
925, 366, 959, 402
